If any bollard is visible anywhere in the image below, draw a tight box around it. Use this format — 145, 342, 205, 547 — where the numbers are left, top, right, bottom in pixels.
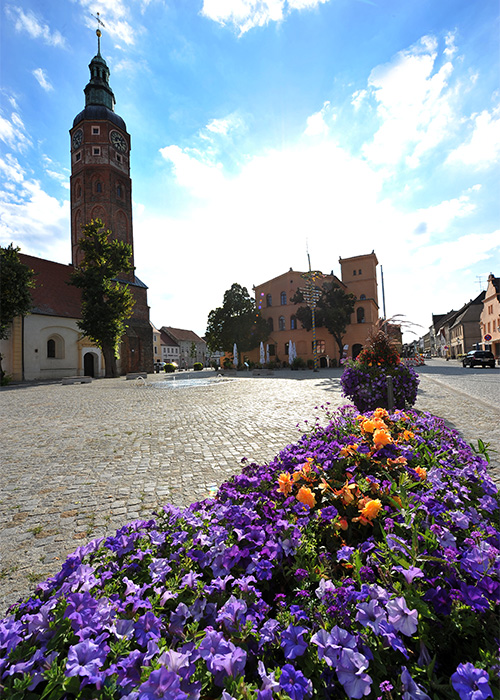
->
387, 375, 394, 412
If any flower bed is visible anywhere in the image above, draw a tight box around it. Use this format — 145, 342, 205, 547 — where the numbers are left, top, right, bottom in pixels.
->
340, 362, 420, 412
1, 407, 498, 699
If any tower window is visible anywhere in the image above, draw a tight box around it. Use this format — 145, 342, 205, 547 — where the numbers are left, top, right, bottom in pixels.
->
117, 185, 122, 198
75, 152, 81, 162
92, 126, 100, 135
96, 182, 102, 193
93, 147, 101, 156
116, 153, 122, 162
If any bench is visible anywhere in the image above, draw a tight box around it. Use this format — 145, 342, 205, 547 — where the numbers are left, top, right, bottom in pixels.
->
126, 372, 148, 380
62, 376, 92, 385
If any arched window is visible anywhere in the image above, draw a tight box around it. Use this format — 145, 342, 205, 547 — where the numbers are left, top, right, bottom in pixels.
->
280, 291, 287, 305
266, 294, 272, 307
96, 182, 102, 193
360, 294, 366, 300
279, 316, 286, 331
291, 315, 297, 330
117, 185, 122, 198
46, 335, 64, 359
357, 307, 365, 323
268, 318, 274, 332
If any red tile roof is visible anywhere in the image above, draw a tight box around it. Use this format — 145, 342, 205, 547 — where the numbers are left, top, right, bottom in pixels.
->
161, 326, 205, 343
19, 254, 82, 319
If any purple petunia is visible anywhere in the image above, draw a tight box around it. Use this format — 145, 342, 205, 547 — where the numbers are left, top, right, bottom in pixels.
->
66, 638, 108, 678
281, 624, 309, 659
451, 663, 493, 700
279, 664, 313, 700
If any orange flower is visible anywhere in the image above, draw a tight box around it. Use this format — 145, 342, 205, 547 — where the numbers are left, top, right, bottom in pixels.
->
340, 443, 359, 457
296, 486, 316, 508
402, 430, 415, 441
360, 419, 376, 434
373, 429, 392, 448
387, 456, 408, 466
335, 517, 349, 531
415, 466, 427, 481
292, 470, 302, 483
373, 407, 389, 420
360, 498, 383, 520
334, 480, 357, 506
277, 472, 294, 495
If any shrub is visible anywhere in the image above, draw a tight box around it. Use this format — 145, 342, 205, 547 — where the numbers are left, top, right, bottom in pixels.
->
193, 362, 203, 371
292, 357, 307, 370
1, 407, 498, 699
164, 363, 176, 373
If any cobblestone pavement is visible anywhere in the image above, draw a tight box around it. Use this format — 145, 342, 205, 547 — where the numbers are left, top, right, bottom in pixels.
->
1, 361, 498, 613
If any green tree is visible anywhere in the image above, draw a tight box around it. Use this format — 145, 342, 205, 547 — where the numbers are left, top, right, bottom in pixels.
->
0, 244, 35, 381
69, 219, 135, 378
293, 280, 356, 361
205, 283, 269, 363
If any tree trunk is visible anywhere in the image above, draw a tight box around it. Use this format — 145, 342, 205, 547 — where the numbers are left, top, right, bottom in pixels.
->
102, 345, 118, 377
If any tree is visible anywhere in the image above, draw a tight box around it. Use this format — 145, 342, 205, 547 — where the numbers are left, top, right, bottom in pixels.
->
205, 283, 270, 362
293, 280, 356, 361
69, 219, 135, 378
0, 244, 35, 381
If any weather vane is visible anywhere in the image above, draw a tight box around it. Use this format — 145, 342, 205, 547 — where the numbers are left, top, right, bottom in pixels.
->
91, 12, 105, 53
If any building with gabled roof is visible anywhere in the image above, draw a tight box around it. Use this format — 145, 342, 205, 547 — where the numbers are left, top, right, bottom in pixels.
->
480, 273, 500, 359
160, 327, 207, 369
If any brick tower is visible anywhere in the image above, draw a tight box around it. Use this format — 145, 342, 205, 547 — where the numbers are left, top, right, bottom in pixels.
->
69, 25, 153, 374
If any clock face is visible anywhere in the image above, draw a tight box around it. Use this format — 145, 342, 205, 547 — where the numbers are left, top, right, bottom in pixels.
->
110, 130, 127, 153
72, 129, 83, 150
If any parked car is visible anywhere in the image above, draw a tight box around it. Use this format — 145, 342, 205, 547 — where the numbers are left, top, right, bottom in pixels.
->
462, 350, 496, 368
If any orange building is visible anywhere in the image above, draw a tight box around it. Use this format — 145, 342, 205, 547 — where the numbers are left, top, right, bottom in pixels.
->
249, 253, 379, 367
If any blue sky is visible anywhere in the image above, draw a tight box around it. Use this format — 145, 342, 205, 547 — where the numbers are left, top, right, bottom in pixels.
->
1, 0, 499, 343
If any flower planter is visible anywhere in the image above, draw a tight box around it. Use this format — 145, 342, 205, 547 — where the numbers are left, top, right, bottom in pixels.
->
340, 362, 420, 412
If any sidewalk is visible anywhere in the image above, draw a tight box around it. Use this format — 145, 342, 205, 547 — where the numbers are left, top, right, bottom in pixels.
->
0, 368, 498, 612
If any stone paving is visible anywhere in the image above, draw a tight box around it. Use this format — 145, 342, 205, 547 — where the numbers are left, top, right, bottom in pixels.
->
0, 362, 498, 614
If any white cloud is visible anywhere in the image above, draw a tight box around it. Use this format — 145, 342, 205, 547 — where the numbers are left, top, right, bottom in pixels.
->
4, 5, 67, 47
0, 109, 32, 152
0, 179, 69, 261
78, 0, 137, 47
32, 68, 53, 92
159, 145, 225, 200
446, 107, 500, 168
201, 0, 329, 34
362, 35, 456, 168
304, 101, 332, 137
351, 89, 367, 111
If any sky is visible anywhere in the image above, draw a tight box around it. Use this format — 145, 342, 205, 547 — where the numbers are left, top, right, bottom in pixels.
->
1, 0, 499, 343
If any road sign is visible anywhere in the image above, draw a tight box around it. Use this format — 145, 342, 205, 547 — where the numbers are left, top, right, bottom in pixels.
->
484, 334, 492, 341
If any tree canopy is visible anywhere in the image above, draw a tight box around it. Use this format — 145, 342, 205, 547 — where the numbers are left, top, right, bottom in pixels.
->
0, 244, 35, 380
292, 280, 356, 360
205, 283, 269, 359
69, 219, 135, 377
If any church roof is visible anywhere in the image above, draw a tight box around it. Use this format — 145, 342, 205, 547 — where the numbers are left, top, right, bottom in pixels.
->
19, 254, 82, 319
73, 105, 126, 131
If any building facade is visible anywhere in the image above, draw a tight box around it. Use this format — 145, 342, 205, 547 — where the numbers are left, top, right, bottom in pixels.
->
480, 273, 500, 359
160, 327, 207, 369
250, 252, 379, 367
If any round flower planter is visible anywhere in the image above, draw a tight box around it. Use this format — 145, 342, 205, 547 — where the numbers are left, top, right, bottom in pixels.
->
340, 362, 420, 412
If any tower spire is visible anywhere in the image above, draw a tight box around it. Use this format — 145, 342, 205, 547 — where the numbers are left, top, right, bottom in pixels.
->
91, 12, 105, 55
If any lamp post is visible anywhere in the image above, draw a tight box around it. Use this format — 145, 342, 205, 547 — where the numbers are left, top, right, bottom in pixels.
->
300, 255, 324, 372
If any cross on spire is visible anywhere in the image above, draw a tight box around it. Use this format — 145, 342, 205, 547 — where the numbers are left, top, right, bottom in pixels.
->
91, 12, 106, 54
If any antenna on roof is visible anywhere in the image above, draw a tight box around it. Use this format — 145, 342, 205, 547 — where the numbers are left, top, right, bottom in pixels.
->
476, 275, 485, 292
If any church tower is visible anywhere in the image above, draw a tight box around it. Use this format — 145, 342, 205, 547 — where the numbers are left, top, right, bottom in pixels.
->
69, 24, 153, 374
70, 25, 134, 282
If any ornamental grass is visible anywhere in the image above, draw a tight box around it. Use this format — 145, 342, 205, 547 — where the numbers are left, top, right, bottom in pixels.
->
1, 406, 498, 699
